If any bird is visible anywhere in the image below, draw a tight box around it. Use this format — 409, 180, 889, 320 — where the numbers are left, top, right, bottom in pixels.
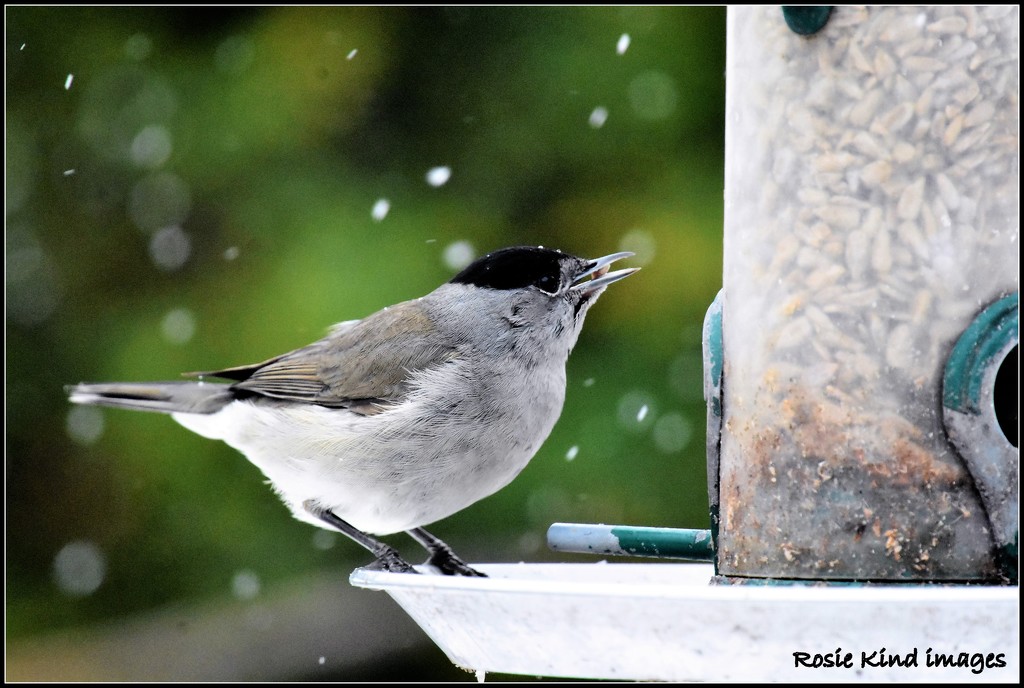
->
68, 246, 638, 576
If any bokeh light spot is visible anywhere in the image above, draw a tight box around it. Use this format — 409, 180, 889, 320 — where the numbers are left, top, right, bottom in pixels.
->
161, 307, 196, 345
66, 405, 105, 446
130, 124, 173, 169
443, 241, 475, 271
53, 541, 106, 597
231, 570, 260, 600
653, 412, 693, 454
149, 225, 191, 272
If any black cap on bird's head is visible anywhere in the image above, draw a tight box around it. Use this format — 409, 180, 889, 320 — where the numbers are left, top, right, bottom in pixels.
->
450, 246, 567, 293
450, 246, 637, 297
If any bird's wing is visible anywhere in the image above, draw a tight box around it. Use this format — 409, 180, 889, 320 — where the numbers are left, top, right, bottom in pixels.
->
191, 301, 459, 413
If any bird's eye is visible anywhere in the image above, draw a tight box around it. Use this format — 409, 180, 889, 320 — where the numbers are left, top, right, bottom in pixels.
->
535, 272, 559, 294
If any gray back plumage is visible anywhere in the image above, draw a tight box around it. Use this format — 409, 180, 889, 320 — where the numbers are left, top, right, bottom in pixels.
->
69, 298, 459, 416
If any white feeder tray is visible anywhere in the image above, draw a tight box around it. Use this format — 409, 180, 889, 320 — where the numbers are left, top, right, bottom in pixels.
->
351, 562, 1019, 682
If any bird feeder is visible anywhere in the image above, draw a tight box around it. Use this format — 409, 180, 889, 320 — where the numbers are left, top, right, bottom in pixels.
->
352, 6, 1019, 680
714, 5, 1018, 584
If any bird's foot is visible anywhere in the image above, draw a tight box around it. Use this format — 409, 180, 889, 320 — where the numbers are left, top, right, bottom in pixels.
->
426, 550, 488, 577
366, 548, 419, 574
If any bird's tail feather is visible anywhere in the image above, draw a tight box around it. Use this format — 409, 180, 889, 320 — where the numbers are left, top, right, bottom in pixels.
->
67, 382, 234, 415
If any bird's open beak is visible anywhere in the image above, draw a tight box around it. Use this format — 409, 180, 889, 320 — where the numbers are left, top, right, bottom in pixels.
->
571, 251, 640, 296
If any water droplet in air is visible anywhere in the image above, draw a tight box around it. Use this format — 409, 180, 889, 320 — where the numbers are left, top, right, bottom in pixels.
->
426, 166, 451, 187
371, 198, 390, 222
616, 34, 631, 55
617, 391, 655, 432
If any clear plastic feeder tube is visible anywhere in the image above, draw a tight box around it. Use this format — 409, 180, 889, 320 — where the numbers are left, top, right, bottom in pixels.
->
720, 6, 1018, 580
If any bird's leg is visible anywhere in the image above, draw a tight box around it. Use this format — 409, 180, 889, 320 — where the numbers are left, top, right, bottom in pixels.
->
303, 501, 417, 574
406, 527, 487, 577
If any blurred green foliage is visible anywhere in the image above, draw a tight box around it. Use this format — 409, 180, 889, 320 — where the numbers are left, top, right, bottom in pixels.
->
6, 6, 725, 681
